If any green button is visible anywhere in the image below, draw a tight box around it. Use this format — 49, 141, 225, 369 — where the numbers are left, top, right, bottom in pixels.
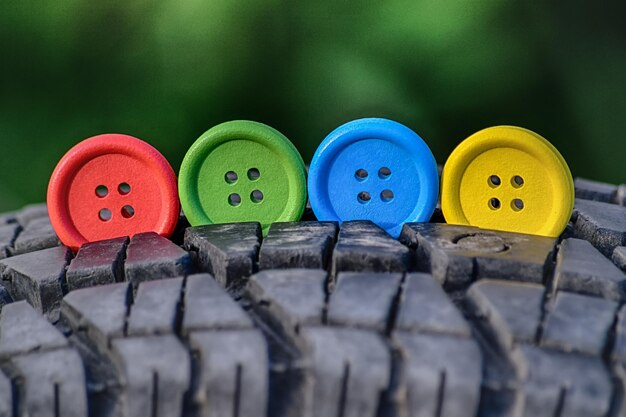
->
179, 120, 307, 235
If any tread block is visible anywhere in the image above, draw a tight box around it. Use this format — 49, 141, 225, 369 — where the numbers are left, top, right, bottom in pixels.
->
184, 223, 261, 287
520, 346, 612, 417
0, 370, 11, 416
0, 223, 20, 259
111, 335, 190, 417
66, 237, 128, 291
189, 329, 269, 417
397, 332, 482, 417
573, 199, 626, 257
125, 232, 192, 287
540, 291, 618, 355
608, 305, 626, 361
400, 223, 555, 287
617, 184, 626, 206
12, 216, 60, 255
395, 273, 471, 337
574, 177, 618, 203
127, 277, 183, 336
247, 269, 326, 329
332, 221, 410, 274
14, 203, 48, 227
61, 282, 129, 352
613, 246, 626, 271
302, 327, 390, 417
555, 238, 626, 301
328, 272, 402, 332
10, 348, 88, 417
0, 246, 71, 320
259, 221, 337, 270
466, 280, 544, 348
182, 274, 253, 334
0, 301, 67, 358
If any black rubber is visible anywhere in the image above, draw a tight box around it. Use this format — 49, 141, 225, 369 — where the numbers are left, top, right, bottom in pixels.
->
0, 176, 625, 417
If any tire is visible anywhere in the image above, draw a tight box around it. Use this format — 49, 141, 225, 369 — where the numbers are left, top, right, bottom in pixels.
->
0, 177, 625, 417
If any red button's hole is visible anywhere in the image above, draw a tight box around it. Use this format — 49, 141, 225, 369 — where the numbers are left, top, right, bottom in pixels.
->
121, 205, 135, 218
96, 185, 108, 198
99, 208, 112, 221
118, 183, 131, 195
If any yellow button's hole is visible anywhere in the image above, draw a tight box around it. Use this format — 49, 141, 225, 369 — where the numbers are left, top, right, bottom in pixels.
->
357, 191, 371, 204
98, 208, 112, 221
96, 185, 108, 198
225, 171, 238, 184
488, 198, 501, 210
488, 175, 501, 188
511, 175, 524, 188
355, 169, 368, 181
512, 199, 524, 211
228, 193, 241, 206
121, 205, 135, 218
247, 168, 260, 181
251, 189, 264, 203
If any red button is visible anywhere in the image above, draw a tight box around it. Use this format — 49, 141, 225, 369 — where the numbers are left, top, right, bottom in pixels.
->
47, 134, 179, 250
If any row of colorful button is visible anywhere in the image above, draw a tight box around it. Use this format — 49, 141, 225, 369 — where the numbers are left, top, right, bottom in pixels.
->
47, 118, 574, 251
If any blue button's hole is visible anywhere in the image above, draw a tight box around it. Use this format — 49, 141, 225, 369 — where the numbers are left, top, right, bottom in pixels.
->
488, 198, 501, 210
96, 185, 108, 198
248, 168, 260, 181
488, 175, 501, 188
228, 193, 241, 206
251, 189, 264, 203
380, 189, 394, 202
225, 171, 238, 184
98, 208, 112, 221
378, 167, 391, 179
357, 191, 371, 204
355, 169, 368, 181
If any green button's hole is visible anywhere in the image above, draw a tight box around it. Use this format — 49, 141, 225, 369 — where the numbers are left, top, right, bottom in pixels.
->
488, 175, 501, 188
121, 205, 135, 218
378, 167, 391, 179
380, 189, 394, 202
512, 199, 524, 211
228, 193, 241, 206
488, 198, 501, 210
118, 182, 131, 195
357, 191, 371, 204
98, 208, 112, 221
355, 169, 368, 181
225, 171, 238, 184
251, 190, 264, 203
247, 168, 260, 181
511, 175, 524, 188
96, 185, 108, 198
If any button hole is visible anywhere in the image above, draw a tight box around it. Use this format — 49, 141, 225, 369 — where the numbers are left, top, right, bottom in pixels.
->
488, 175, 501, 188
380, 189, 394, 202
225, 171, 238, 184
488, 198, 501, 210
247, 168, 260, 181
98, 208, 112, 221
511, 175, 524, 188
118, 182, 131, 195
357, 191, 371, 204
121, 205, 135, 218
251, 189, 264, 203
378, 167, 391, 179
511, 199, 524, 211
95, 185, 108, 198
228, 193, 241, 206
355, 169, 368, 181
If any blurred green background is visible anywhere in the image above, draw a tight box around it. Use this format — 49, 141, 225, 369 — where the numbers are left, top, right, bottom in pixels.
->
1, 1, 625, 211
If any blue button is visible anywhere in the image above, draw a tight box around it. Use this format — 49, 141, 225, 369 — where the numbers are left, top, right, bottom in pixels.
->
308, 118, 439, 238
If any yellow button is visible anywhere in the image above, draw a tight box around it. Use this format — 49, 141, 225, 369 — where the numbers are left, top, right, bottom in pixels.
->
441, 126, 574, 237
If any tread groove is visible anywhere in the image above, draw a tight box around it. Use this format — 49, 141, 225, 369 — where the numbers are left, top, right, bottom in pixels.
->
385, 273, 406, 336
233, 364, 242, 417
151, 371, 159, 417
337, 362, 350, 417
553, 386, 567, 417
434, 370, 446, 417
54, 383, 60, 417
